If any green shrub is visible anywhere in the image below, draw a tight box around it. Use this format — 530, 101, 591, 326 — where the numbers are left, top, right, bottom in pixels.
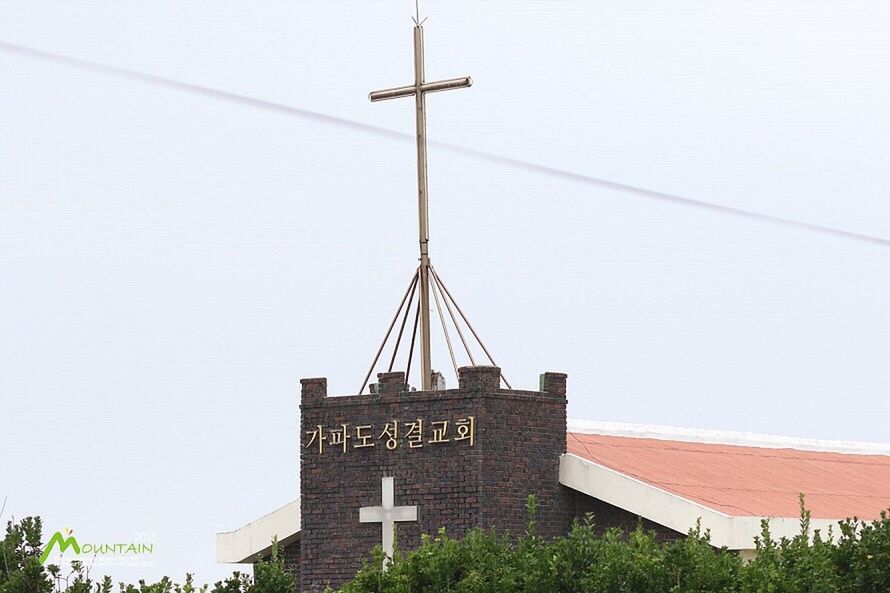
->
2, 497, 889, 593
0, 516, 53, 593
0, 519, 293, 593
335, 496, 890, 593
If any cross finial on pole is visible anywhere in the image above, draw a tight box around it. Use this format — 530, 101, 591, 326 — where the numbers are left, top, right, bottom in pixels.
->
370, 22, 472, 391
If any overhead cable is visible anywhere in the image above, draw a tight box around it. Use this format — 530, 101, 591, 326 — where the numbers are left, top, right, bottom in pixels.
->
2, 40, 888, 249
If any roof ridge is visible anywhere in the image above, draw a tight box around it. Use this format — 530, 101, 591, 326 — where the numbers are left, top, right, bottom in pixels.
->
567, 419, 890, 456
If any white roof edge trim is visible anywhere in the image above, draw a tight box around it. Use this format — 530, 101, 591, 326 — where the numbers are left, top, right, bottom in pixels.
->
216, 498, 301, 564
559, 453, 841, 550
567, 419, 890, 456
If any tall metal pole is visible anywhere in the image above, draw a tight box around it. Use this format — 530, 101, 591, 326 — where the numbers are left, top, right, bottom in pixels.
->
370, 24, 470, 391
414, 25, 433, 391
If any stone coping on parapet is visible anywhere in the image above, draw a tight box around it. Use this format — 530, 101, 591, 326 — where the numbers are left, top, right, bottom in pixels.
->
301, 369, 568, 403
299, 387, 567, 409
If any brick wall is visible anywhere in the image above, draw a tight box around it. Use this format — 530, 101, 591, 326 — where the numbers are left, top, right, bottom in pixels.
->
477, 372, 569, 538
282, 538, 301, 583
254, 537, 300, 585
298, 367, 568, 592
561, 487, 684, 543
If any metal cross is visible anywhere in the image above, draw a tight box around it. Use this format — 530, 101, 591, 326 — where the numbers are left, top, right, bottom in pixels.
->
359, 476, 418, 569
370, 24, 472, 391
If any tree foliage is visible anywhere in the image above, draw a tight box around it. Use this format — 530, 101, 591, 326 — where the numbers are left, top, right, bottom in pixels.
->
2, 497, 889, 593
0, 519, 292, 593
337, 496, 890, 593
0, 516, 53, 593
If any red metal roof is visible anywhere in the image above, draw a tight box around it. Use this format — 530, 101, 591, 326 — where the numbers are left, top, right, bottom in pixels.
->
567, 432, 890, 520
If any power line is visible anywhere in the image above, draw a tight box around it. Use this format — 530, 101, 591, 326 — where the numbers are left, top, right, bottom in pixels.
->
2, 39, 889, 249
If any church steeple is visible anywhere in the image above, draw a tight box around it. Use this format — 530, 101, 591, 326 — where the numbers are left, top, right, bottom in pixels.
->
368, 22, 471, 391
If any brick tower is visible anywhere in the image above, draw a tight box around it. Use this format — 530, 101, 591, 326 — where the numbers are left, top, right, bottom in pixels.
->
298, 368, 568, 591
293, 14, 573, 590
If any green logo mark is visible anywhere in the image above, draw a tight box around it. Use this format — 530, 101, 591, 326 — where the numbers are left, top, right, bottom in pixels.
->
40, 530, 80, 564
39, 528, 154, 564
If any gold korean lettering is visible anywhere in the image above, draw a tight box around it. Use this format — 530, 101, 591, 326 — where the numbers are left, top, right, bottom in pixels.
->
354, 425, 375, 449
404, 418, 424, 448
329, 424, 351, 453
429, 420, 450, 444
379, 420, 398, 450
454, 416, 476, 446
304, 425, 327, 454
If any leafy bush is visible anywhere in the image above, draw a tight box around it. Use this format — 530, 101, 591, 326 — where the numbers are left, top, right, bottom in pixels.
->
0, 516, 53, 593
336, 496, 890, 593
0, 519, 293, 593
2, 497, 889, 593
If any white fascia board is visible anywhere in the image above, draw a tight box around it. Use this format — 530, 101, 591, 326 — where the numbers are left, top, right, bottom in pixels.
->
216, 498, 301, 564
567, 419, 890, 456
559, 454, 841, 551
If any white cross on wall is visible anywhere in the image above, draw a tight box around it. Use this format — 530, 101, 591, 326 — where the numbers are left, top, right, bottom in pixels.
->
359, 476, 418, 568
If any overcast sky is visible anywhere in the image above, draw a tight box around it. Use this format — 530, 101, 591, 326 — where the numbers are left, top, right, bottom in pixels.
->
2, 0, 888, 585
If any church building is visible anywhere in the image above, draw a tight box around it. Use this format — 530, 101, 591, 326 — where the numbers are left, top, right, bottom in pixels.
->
216, 16, 890, 593
216, 367, 890, 592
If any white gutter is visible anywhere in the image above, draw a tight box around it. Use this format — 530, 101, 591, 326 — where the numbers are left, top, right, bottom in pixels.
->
559, 453, 840, 551
216, 498, 301, 563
